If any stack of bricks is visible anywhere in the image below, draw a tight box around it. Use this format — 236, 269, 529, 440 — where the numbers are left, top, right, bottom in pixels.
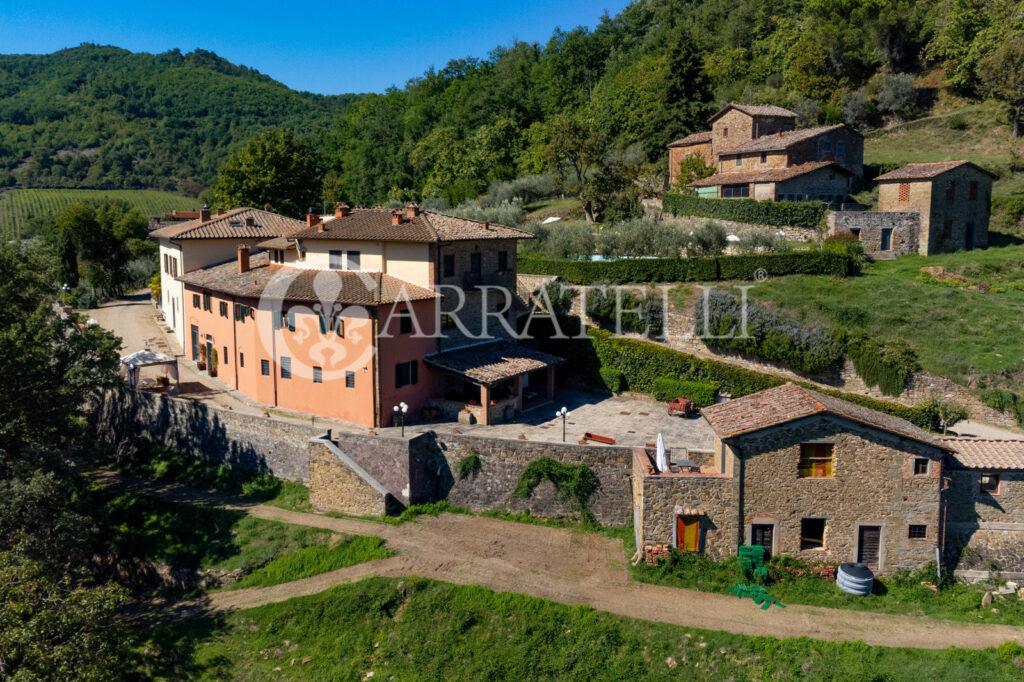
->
645, 544, 671, 565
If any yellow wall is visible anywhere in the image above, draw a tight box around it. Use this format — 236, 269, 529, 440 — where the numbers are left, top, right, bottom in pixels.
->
383, 242, 431, 288
297, 240, 384, 271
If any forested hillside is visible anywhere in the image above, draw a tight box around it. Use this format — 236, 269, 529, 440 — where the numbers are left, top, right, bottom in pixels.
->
0, 45, 358, 192
3, 0, 1023, 206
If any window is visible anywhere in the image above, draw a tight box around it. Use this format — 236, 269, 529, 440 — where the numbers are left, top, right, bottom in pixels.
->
192, 293, 200, 308
329, 250, 343, 270
395, 360, 418, 388
440, 312, 456, 329
399, 312, 413, 334
980, 473, 1000, 495
898, 182, 910, 202
735, 155, 743, 166
837, 142, 845, 156
277, 309, 295, 332
942, 220, 953, 239
497, 251, 508, 272
280, 357, 291, 380
233, 303, 249, 324
913, 458, 929, 476
443, 254, 455, 277
334, 317, 345, 338
969, 181, 979, 200
721, 183, 749, 198
470, 252, 481, 274
800, 518, 826, 550
239, 352, 244, 368
798, 443, 834, 478
261, 359, 270, 376
313, 366, 322, 383
222, 346, 228, 365
171, 257, 178, 277
163, 254, 169, 274
908, 524, 927, 539
946, 181, 955, 201
823, 142, 832, 154
202, 293, 211, 312
347, 251, 361, 271
219, 301, 228, 318
722, 126, 729, 138
760, 152, 767, 164
345, 371, 355, 389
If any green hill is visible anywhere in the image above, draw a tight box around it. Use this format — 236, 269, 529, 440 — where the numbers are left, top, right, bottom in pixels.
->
0, 188, 200, 239
0, 45, 359, 192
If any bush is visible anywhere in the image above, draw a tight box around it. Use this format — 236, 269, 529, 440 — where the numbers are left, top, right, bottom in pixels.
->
662, 192, 828, 228
533, 280, 577, 316
979, 388, 1024, 425
599, 367, 624, 392
518, 251, 855, 284
875, 73, 917, 119
483, 174, 555, 206
947, 114, 969, 131
457, 452, 482, 480
685, 221, 728, 257
846, 334, 919, 397
513, 457, 599, 521
520, 221, 595, 260
596, 219, 688, 258
694, 291, 845, 375
585, 284, 664, 336
734, 230, 790, 254
821, 233, 866, 273
446, 197, 525, 226
650, 377, 719, 405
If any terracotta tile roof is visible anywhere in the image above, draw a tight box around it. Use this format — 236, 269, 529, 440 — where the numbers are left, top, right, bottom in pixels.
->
943, 438, 1024, 470
701, 383, 949, 449
667, 131, 713, 148
282, 209, 533, 244
874, 160, 997, 181
718, 124, 856, 156
709, 103, 798, 122
150, 207, 307, 240
423, 340, 563, 385
177, 251, 439, 305
688, 161, 851, 187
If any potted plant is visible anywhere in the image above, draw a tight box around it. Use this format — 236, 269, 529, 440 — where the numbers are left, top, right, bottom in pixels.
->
208, 348, 218, 377
197, 345, 207, 370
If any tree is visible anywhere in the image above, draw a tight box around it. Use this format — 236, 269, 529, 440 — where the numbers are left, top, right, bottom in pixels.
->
546, 115, 607, 223
214, 129, 323, 217
874, 73, 917, 120
979, 37, 1024, 137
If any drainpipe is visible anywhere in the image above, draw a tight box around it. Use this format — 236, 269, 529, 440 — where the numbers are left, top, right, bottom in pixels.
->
372, 310, 381, 428
231, 294, 239, 389
271, 307, 279, 409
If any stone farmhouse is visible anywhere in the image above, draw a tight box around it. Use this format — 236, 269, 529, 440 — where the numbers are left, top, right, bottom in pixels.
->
635, 383, 954, 573
667, 102, 864, 205
152, 204, 562, 428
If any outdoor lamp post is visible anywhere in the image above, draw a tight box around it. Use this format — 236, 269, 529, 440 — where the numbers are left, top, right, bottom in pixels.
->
393, 401, 409, 437
555, 406, 570, 442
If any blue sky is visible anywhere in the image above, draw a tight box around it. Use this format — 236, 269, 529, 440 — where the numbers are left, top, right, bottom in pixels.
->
1, 1, 633, 94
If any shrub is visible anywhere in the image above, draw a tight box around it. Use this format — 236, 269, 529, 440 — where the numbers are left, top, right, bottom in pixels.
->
457, 452, 482, 480
821, 233, 866, 273
596, 219, 688, 258
585, 284, 664, 336
483, 174, 555, 206
520, 221, 595, 259
446, 197, 525, 226
599, 367, 624, 392
513, 457, 599, 520
694, 291, 845, 375
947, 114, 969, 130
979, 388, 1024, 425
685, 221, 728, 257
846, 334, 919, 397
517, 251, 855, 284
533, 281, 577, 316
735, 230, 790, 254
650, 377, 719, 406
875, 73, 917, 119
662, 192, 828, 228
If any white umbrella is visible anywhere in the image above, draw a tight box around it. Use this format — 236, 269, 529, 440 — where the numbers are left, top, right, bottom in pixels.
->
655, 433, 667, 473
541, 216, 561, 224
726, 234, 741, 242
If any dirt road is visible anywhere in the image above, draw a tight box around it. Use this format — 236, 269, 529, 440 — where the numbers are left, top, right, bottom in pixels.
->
106, 473, 1024, 650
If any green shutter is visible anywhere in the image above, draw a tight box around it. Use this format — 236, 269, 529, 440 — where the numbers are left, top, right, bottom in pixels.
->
287, 309, 295, 331
273, 311, 281, 330
318, 314, 327, 334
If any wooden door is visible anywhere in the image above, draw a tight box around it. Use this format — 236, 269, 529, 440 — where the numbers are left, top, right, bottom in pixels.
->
676, 515, 700, 552
751, 524, 773, 557
858, 526, 881, 568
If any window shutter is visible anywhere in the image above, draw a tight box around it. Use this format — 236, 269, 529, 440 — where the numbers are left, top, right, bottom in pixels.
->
273, 311, 281, 330
318, 314, 327, 334
336, 318, 344, 337
287, 309, 295, 331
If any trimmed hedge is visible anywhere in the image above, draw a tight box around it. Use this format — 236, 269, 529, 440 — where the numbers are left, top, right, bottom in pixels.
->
663, 192, 828, 228
651, 377, 719, 406
518, 251, 855, 285
599, 367, 624, 392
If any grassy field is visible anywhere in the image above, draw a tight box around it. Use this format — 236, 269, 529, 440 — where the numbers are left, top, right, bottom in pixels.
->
139, 576, 1024, 681
747, 240, 1024, 392
0, 188, 200, 238
102, 492, 388, 595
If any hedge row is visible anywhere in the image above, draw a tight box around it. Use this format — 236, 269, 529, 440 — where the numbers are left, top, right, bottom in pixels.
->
575, 329, 955, 432
662, 192, 828, 228
518, 251, 855, 285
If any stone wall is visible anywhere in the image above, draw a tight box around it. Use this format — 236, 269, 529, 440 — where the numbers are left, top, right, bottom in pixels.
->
308, 438, 400, 516
733, 415, 944, 572
427, 433, 635, 525
827, 211, 920, 256
90, 388, 320, 481
657, 213, 820, 242
638, 472, 737, 559
944, 469, 1024, 573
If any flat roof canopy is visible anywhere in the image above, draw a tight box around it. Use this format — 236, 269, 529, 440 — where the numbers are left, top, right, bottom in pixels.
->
424, 340, 564, 386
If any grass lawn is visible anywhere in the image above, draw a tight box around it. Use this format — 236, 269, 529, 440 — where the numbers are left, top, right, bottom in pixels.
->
139, 576, 1024, 681
748, 241, 1024, 391
633, 550, 1024, 627
524, 197, 583, 223
102, 492, 389, 595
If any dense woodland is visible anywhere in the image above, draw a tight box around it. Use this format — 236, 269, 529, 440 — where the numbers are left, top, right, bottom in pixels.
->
2, 0, 1023, 208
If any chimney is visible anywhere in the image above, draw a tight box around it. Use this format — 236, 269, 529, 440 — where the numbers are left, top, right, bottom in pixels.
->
264, 202, 273, 212
200, 204, 211, 222
482, 221, 490, 230
237, 246, 250, 273
306, 208, 320, 228
318, 221, 327, 232
391, 211, 402, 226
216, 206, 225, 215
334, 202, 350, 218
404, 202, 420, 219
